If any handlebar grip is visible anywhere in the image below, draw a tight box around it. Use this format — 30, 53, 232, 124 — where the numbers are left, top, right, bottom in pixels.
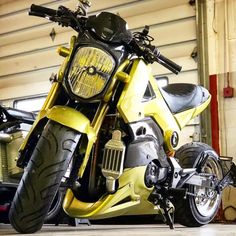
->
30, 4, 57, 17
158, 54, 182, 75
28, 11, 46, 18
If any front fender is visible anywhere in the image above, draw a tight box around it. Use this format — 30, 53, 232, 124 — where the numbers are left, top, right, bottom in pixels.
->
47, 106, 97, 177
46, 106, 96, 140
19, 106, 96, 177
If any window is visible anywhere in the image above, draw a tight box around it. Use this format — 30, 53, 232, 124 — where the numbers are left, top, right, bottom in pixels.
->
14, 96, 46, 113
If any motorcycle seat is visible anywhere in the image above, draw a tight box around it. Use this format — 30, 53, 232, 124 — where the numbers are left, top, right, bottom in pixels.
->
159, 83, 210, 114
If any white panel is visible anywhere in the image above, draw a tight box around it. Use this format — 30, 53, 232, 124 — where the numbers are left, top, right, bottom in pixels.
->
0, 81, 51, 100
151, 18, 196, 46
0, 30, 74, 58
229, 39, 236, 73
117, 0, 188, 18
0, 12, 196, 57
159, 41, 196, 60
227, 0, 236, 40
0, 23, 66, 47
166, 70, 198, 85
0, 67, 58, 88
127, 4, 195, 30
0, 2, 194, 47
0, 0, 54, 16
0, 0, 139, 34
0, 49, 63, 77
151, 56, 197, 75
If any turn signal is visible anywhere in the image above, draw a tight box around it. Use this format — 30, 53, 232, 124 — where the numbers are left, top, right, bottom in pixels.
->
57, 46, 70, 57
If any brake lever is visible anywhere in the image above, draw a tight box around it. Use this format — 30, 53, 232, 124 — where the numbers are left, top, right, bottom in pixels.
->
49, 15, 71, 27
58, 6, 83, 32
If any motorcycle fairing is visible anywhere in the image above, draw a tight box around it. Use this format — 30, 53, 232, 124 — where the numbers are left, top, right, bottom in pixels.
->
117, 59, 180, 133
63, 166, 163, 219
174, 97, 211, 129
62, 58, 211, 219
125, 118, 169, 168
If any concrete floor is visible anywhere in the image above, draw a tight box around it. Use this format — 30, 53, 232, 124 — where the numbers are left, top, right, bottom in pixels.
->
0, 223, 236, 236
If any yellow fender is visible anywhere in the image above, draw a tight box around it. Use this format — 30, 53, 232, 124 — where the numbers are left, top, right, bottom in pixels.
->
46, 105, 96, 178
46, 105, 96, 140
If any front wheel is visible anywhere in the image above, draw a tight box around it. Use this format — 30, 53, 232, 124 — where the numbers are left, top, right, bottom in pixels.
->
173, 142, 223, 227
9, 120, 81, 233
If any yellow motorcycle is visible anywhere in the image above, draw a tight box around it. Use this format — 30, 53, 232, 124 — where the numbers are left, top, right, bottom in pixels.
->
9, 0, 236, 233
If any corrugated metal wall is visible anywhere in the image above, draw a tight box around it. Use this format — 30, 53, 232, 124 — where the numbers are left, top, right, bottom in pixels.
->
0, 0, 198, 145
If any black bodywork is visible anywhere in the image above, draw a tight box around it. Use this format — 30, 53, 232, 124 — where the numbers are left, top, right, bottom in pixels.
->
125, 118, 168, 168
0, 106, 35, 132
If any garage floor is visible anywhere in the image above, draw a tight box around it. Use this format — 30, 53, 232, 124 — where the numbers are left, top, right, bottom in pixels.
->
1, 223, 236, 236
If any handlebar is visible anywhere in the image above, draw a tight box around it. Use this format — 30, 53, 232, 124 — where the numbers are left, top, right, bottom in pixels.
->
29, 4, 82, 31
29, 4, 182, 75
156, 54, 182, 75
29, 4, 57, 18
131, 39, 182, 75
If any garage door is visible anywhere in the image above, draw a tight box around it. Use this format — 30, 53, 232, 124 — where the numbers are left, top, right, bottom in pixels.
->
0, 0, 198, 146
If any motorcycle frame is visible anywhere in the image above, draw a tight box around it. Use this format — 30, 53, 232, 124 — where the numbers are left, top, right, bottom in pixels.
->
18, 36, 211, 220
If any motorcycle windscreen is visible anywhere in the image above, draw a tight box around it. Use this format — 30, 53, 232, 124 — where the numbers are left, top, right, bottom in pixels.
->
87, 12, 132, 44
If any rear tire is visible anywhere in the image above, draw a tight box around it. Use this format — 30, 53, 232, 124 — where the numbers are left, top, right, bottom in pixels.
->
9, 120, 80, 233
173, 142, 223, 227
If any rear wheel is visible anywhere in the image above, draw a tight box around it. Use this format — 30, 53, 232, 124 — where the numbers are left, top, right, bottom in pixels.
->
173, 142, 223, 227
9, 120, 81, 233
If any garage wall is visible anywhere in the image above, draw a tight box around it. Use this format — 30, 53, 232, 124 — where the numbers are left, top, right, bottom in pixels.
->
0, 0, 198, 144
215, 0, 236, 160
206, 0, 236, 221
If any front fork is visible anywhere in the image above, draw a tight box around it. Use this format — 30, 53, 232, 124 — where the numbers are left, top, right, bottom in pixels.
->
17, 83, 109, 178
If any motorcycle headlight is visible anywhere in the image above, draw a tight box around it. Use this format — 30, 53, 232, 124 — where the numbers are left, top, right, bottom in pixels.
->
67, 47, 115, 99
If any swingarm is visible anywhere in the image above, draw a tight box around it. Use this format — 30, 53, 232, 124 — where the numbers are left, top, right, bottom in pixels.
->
169, 153, 236, 191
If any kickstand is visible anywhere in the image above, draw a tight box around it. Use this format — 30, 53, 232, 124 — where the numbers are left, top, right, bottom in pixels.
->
159, 199, 174, 230
149, 189, 175, 229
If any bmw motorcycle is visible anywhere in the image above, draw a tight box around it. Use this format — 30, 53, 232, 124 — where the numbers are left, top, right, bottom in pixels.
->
9, 0, 236, 233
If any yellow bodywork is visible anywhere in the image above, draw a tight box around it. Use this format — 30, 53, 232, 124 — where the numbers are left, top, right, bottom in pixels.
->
20, 37, 211, 220
174, 96, 211, 129
63, 58, 210, 219
63, 166, 161, 219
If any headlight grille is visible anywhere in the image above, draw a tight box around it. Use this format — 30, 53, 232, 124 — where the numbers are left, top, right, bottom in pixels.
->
68, 47, 115, 99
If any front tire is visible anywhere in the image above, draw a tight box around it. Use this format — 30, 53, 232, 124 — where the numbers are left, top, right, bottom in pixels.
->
9, 120, 81, 233
173, 142, 223, 227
